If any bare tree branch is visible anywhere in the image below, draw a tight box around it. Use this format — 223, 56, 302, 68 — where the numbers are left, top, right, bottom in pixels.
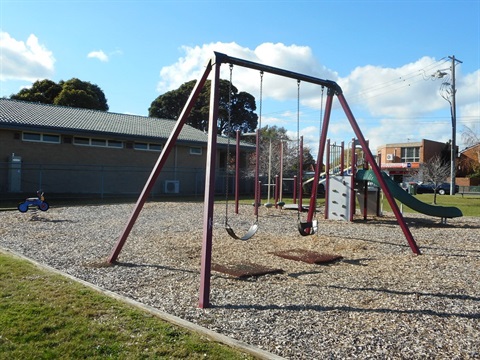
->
419, 155, 451, 204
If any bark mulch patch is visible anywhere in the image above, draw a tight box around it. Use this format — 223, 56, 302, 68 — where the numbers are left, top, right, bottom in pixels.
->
212, 263, 284, 278
270, 248, 343, 264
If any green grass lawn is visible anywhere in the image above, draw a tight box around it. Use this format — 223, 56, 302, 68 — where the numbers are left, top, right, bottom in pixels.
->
380, 193, 480, 217
0, 252, 254, 360
237, 193, 479, 217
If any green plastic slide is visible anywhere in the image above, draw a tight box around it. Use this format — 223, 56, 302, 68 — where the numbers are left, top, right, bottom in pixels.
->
356, 169, 463, 218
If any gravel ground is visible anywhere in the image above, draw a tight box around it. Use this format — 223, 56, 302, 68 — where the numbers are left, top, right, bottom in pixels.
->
1, 201, 479, 359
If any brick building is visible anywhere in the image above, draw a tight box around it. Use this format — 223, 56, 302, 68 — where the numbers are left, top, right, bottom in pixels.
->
0, 99, 253, 196
376, 139, 449, 182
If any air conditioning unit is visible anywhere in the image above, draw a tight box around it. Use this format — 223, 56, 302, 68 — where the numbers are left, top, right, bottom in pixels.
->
164, 180, 180, 194
386, 154, 394, 161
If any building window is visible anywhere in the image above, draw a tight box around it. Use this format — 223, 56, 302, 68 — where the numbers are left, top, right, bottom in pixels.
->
190, 147, 202, 155
73, 137, 123, 148
133, 142, 162, 151
91, 138, 107, 147
23, 133, 41, 141
401, 147, 420, 162
73, 137, 90, 145
23, 132, 60, 143
134, 142, 148, 150
149, 143, 162, 151
42, 134, 61, 143
108, 140, 123, 148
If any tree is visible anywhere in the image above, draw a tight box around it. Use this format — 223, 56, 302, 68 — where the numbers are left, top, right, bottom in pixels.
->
257, 126, 289, 179
55, 78, 108, 111
149, 79, 258, 134
460, 125, 480, 178
10, 78, 109, 111
243, 125, 315, 189
420, 154, 451, 204
10, 79, 61, 104
462, 125, 480, 148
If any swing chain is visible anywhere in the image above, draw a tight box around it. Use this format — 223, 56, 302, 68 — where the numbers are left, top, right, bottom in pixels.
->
224, 64, 234, 225
296, 80, 301, 222
223, 65, 260, 241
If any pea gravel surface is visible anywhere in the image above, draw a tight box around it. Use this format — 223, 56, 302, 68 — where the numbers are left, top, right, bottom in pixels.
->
1, 201, 479, 359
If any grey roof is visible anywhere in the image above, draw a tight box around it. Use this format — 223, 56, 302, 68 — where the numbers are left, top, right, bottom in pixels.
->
0, 98, 252, 148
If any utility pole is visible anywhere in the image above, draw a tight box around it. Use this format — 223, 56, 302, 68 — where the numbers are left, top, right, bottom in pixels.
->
432, 56, 463, 195
449, 55, 462, 195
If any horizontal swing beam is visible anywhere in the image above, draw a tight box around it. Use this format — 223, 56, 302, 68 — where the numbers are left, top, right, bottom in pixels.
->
213, 52, 343, 94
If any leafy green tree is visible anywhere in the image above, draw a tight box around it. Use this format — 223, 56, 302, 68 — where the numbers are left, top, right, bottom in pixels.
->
10, 78, 109, 111
149, 79, 258, 134
54, 78, 108, 111
10, 79, 61, 104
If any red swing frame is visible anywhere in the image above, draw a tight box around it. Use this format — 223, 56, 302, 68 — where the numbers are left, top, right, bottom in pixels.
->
107, 52, 421, 309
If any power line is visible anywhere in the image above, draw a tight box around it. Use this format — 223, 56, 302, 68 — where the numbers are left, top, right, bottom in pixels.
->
261, 57, 453, 120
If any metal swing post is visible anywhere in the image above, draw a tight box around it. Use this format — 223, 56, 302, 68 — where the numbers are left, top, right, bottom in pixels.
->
324, 139, 331, 219
336, 93, 421, 255
199, 58, 222, 308
107, 59, 213, 264
305, 88, 335, 229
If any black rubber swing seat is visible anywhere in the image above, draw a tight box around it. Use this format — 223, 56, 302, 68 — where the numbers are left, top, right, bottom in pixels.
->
225, 222, 259, 241
298, 220, 318, 236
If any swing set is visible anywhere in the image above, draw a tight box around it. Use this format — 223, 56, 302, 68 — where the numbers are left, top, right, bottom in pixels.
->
224, 72, 322, 239
107, 52, 421, 308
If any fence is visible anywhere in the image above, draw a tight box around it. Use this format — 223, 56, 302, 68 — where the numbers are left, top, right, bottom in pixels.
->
459, 185, 480, 195
0, 162, 256, 199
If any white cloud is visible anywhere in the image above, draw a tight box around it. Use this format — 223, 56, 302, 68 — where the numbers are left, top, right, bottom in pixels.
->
458, 69, 480, 124
0, 31, 55, 81
363, 118, 448, 152
460, 101, 480, 129
156, 42, 338, 101
158, 42, 479, 153
338, 57, 454, 118
87, 50, 109, 62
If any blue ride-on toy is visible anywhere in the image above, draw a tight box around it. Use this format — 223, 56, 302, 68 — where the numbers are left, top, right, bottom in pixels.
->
18, 191, 49, 213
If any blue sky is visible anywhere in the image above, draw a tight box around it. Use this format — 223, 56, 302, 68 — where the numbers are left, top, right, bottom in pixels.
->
1, 0, 479, 153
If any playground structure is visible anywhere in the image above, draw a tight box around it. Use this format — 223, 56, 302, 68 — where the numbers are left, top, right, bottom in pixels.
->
308, 139, 380, 222
108, 52, 425, 308
309, 139, 463, 223
322, 139, 386, 221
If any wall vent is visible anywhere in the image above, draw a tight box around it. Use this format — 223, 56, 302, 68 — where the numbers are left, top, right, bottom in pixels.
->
164, 180, 180, 194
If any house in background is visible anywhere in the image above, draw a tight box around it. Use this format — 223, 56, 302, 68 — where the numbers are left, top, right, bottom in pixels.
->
457, 143, 480, 186
376, 139, 450, 183
0, 99, 254, 197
